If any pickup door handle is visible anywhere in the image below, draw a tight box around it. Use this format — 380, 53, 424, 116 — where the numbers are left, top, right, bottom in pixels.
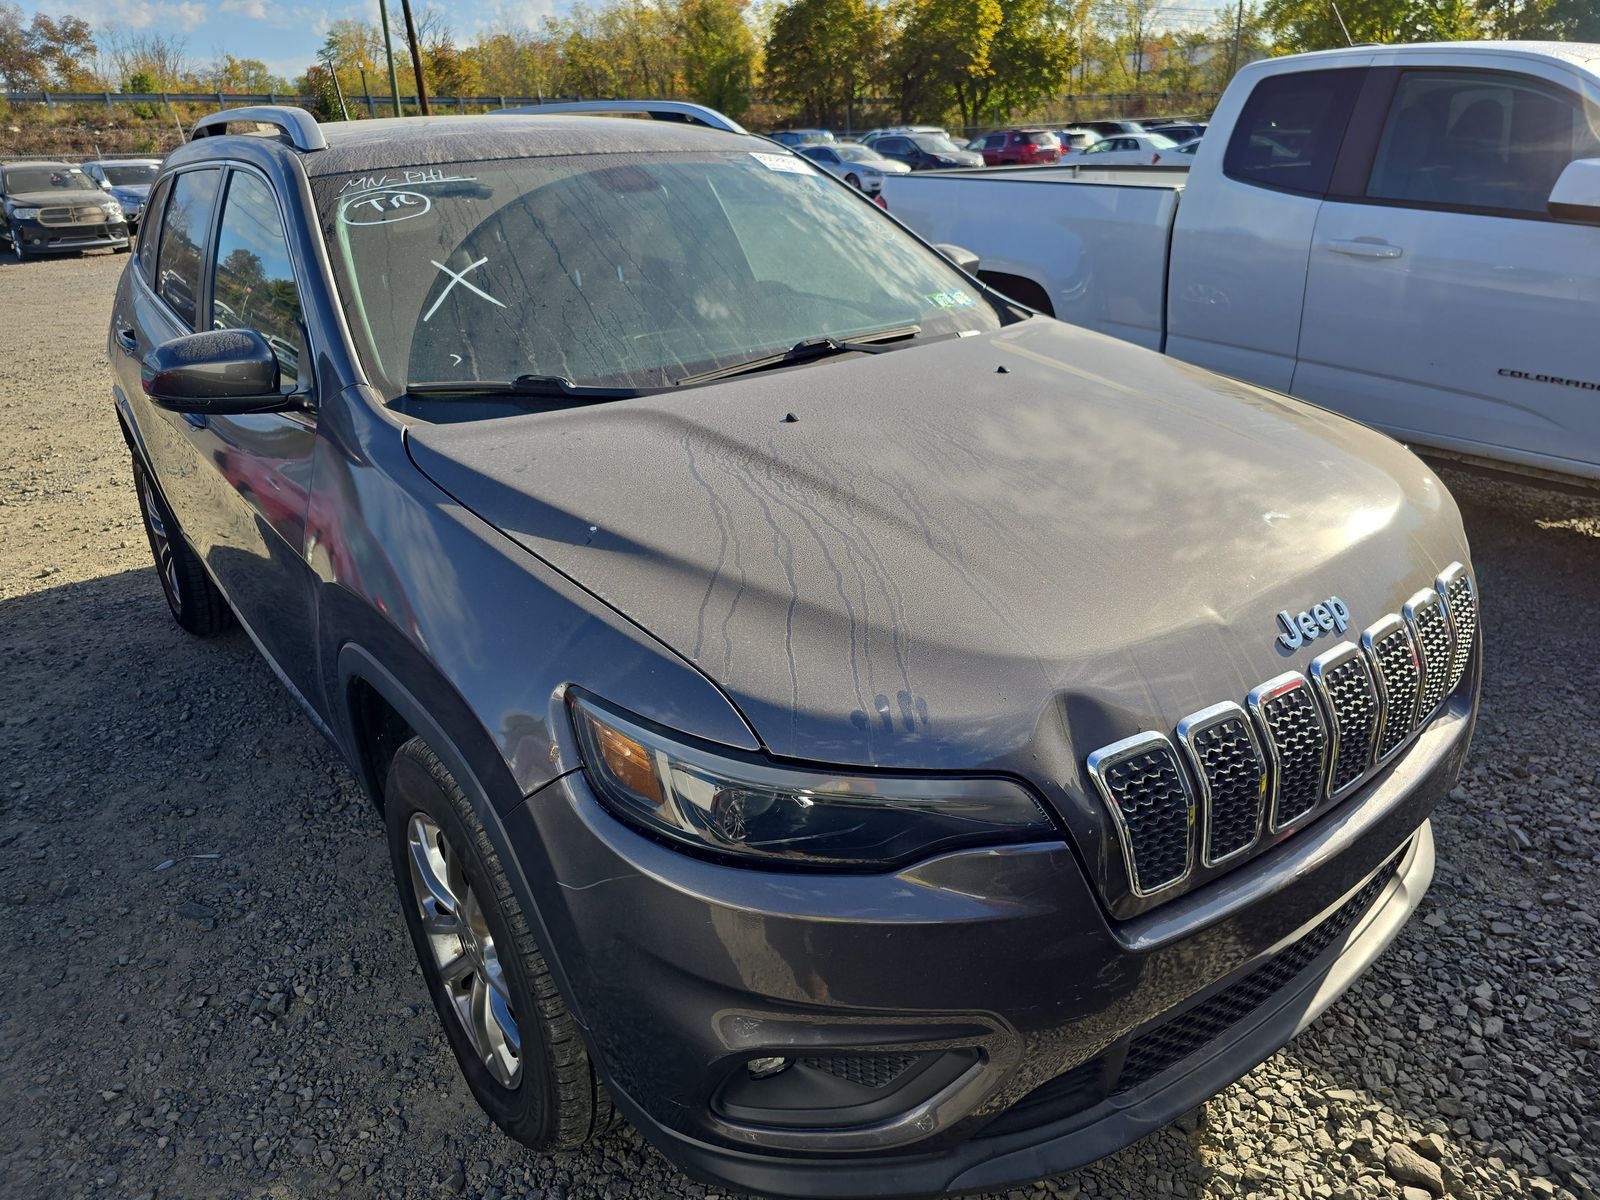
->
1327, 238, 1403, 260
115, 327, 138, 353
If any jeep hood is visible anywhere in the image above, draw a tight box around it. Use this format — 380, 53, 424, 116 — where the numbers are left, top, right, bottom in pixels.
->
406, 318, 1468, 771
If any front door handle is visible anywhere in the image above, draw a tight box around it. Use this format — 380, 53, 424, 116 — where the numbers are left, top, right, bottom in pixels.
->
1327, 238, 1403, 260
115, 327, 138, 353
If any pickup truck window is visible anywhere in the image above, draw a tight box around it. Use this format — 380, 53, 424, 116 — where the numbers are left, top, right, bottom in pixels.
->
1366, 70, 1600, 216
1224, 68, 1363, 196
316, 151, 1004, 398
155, 169, 223, 330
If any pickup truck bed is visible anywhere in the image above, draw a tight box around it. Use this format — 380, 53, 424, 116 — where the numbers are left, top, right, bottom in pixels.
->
884, 166, 1187, 349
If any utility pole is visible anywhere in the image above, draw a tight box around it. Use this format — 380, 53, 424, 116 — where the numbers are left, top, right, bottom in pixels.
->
399, 0, 430, 115
322, 51, 349, 120
1228, 0, 1245, 80
377, 0, 403, 115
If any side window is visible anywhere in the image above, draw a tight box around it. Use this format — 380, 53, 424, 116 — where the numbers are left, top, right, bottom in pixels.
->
210, 171, 306, 391
1224, 67, 1364, 196
155, 169, 222, 329
1366, 70, 1600, 215
137, 177, 172, 284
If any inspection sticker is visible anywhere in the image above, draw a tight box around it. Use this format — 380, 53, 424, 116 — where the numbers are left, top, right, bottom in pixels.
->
750, 152, 811, 174
925, 291, 977, 308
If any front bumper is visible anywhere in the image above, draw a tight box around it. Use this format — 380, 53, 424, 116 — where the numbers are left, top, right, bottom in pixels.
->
11, 216, 130, 253
502, 684, 1472, 1198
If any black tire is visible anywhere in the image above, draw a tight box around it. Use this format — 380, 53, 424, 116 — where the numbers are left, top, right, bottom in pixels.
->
130, 455, 231, 636
845, 173, 861, 190
8, 227, 28, 260
385, 737, 614, 1149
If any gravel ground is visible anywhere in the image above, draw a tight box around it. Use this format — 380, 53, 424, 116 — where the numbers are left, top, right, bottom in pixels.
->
0, 250, 1596, 1200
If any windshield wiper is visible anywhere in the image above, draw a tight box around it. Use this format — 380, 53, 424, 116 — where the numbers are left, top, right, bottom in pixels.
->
404, 375, 647, 401
673, 324, 922, 388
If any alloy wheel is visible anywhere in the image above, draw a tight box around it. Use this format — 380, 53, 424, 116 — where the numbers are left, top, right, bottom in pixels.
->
138, 467, 182, 614
406, 813, 523, 1088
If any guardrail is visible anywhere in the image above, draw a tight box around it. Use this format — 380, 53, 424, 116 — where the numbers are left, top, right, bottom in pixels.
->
3, 91, 582, 115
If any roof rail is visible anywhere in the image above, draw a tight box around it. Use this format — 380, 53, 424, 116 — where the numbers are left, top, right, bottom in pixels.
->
489, 99, 747, 135
191, 106, 327, 152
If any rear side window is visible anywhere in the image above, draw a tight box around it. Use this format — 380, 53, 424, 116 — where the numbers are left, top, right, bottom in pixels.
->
210, 171, 305, 390
1224, 68, 1363, 196
155, 169, 222, 329
1025, 132, 1054, 145
1366, 70, 1600, 215
136, 177, 172, 284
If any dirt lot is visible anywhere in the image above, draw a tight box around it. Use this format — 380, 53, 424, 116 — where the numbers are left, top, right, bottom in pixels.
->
0, 250, 1596, 1200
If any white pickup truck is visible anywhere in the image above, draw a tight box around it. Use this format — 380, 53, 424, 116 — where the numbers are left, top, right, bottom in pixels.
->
882, 41, 1600, 488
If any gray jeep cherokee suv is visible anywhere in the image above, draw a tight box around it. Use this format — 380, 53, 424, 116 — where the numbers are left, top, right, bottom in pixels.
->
107, 105, 1479, 1198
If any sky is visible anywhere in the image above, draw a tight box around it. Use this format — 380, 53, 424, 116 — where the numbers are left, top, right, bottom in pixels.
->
22, 0, 577, 84
21, 0, 1232, 91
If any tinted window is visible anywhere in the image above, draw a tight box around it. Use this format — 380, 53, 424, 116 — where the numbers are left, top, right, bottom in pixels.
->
1366, 70, 1600, 214
2, 165, 99, 193
1025, 132, 1056, 145
879, 138, 909, 154
1224, 68, 1363, 196
137, 177, 172, 284
103, 164, 158, 187
211, 171, 305, 390
155, 170, 222, 328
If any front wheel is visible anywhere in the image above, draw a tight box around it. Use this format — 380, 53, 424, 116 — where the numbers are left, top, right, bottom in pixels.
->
845, 173, 861, 190
386, 738, 615, 1149
8, 226, 28, 259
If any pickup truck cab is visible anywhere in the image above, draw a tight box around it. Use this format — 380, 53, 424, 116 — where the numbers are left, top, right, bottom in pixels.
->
882, 41, 1600, 488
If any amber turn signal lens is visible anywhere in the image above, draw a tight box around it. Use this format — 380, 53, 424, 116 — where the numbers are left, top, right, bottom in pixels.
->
590, 718, 665, 808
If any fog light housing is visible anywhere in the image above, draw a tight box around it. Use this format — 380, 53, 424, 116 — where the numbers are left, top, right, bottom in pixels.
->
746, 1056, 791, 1079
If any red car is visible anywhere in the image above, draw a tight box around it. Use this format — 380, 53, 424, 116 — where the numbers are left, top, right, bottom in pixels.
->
970, 128, 1061, 166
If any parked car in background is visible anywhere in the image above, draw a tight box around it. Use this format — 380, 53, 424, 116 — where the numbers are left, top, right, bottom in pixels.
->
971, 128, 1062, 165
1076, 131, 1182, 165
1, 160, 130, 258
1173, 138, 1204, 158
109, 98, 1478, 1200
872, 131, 984, 170
881, 40, 1600, 489
1072, 119, 1146, 138
770, 128, 834, 147
1150, 122, 1207, 142
798, 141, 910, 192
82, 158, 162, 228
861, 124, 949, 146
1053, 129, 1096, 154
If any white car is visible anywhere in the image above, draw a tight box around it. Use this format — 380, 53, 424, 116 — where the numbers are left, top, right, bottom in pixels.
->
1075, 131, 1182, 165
798, 142, 911, 193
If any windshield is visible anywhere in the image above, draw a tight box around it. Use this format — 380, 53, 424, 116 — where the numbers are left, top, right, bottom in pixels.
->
911, 135, 964, 155
835, 143, 883, 161
5, 166, 98, 194
313, 150, 1005, 398
102, 165, 158, 187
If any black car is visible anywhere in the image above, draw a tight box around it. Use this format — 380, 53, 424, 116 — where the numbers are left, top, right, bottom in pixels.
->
870, 132, 985, 170
83, 158, 162, 228
1, 160, 131, 258
109, 104, 1476, 1199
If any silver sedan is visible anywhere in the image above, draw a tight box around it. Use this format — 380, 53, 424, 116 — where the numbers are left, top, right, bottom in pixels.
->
798, 142, 911, 194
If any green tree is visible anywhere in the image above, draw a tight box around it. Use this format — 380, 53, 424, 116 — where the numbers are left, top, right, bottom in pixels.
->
890, 0, 1003, 127
765, 0, 885, 128
678, 0, 757, 117
1262, 0, 1482, 52
0, 2, 96, 90
956, 0, 1073, 126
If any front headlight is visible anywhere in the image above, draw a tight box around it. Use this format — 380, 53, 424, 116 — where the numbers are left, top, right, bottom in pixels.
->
570, 694, 1053, 868
863, 167, 883, 177
106, 202, 123, 217
9, 207, 39, 220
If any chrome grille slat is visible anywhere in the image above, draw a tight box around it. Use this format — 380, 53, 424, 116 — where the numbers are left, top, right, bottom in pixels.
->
1361, 615, 1420, 763
1247, 673, 1328, 832
1437, 564, 1477, 693
1310, 642, 1380, 797
1086, 733, 1194, 897
1404, 588, 1453, 718
1176, 703, 1266, 867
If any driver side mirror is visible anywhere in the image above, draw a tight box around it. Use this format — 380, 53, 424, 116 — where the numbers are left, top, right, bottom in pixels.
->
1549, 158, 1600, 224
141, 329, 297, 414
934, 243, 981, 274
